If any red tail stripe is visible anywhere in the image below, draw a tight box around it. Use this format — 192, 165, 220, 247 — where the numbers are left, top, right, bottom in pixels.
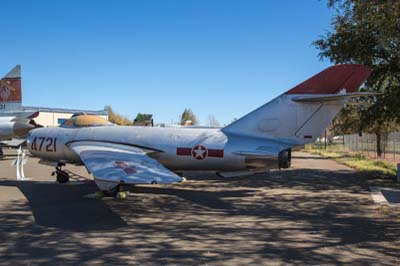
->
208, 149, 224, 158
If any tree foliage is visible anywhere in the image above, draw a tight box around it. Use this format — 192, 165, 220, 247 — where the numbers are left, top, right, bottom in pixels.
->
314, 0, 400, 156
104, 105, 132, 125
133, 113, 153, 126
330, 105, 362, 135
180, 108, 197, 125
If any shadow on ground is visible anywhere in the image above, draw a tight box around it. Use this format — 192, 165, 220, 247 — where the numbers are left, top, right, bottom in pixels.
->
0, 168, 399, 265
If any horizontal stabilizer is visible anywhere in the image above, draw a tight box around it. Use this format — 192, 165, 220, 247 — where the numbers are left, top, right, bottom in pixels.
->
291, 92, 377, 102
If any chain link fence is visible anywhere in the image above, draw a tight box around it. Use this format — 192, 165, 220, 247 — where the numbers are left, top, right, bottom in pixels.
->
341, 132, 400, 161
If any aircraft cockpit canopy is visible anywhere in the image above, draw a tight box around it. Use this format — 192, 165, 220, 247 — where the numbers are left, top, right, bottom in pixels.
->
61, 115, 114, 128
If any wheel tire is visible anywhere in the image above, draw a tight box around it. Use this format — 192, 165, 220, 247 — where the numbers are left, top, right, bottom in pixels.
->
116, 191, 129, 199
56, 171, 69, 183
104, 185, 120, 198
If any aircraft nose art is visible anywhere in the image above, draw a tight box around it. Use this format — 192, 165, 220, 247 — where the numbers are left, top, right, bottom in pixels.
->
27, 128, 59, 156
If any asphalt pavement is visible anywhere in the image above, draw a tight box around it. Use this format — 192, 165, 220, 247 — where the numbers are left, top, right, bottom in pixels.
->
0, 150, 399, 266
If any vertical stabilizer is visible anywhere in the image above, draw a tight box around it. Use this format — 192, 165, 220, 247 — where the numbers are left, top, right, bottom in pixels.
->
222, 64, 371, 144
0, 65, 22, 111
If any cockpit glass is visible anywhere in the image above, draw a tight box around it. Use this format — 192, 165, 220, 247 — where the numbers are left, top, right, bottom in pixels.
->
62, 118, 74, 127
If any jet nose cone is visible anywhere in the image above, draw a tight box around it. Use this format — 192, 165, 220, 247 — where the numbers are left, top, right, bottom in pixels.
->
13, 121, 35, 138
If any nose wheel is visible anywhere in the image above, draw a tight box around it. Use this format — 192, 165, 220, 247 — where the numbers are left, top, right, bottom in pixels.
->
52, 162, 70, 183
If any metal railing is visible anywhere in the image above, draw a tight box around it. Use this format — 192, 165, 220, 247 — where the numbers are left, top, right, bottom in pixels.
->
343, 132, 400, 160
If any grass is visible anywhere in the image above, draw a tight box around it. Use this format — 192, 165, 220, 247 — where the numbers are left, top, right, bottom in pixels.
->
338, 157, 397, 176
303, 145, 397, 177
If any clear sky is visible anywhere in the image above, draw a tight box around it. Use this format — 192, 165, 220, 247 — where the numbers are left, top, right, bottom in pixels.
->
0, 0, 334, 125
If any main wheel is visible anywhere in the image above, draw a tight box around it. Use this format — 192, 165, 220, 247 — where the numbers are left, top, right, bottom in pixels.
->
103, 185, 120, 198
116, 191, 129, 199
56, 171, 69, 183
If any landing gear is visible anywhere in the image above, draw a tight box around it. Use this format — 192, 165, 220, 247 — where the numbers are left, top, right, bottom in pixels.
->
94, 180, 130, 199
116, 190, 130, 199
0, 148, 3, 158
102, 185, 130, 199
104, 184, 121, 197
52, 162, 70, 183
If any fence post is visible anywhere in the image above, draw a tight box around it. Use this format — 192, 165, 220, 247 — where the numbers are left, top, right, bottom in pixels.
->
397, 163, 400, 182
384, 134, 386, 159
394, 132, 396, 161
356, 134, 359, 153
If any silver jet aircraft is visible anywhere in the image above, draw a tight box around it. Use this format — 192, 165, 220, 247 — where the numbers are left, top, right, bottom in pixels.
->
0, 65, 39, 156
27, 64, 371, 197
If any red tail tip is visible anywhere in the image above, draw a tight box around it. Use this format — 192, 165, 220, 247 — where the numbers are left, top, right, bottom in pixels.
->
285, 64, 372, 95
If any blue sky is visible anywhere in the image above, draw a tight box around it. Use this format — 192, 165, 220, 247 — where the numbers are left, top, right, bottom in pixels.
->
0, 0, 334, 125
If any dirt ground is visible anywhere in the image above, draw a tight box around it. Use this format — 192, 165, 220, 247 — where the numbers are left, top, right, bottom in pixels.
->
0, 150, 399, 266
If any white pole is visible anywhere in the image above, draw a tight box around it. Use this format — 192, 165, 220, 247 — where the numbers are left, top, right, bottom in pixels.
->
20, 149, 26, 179
16, 146, 22, 180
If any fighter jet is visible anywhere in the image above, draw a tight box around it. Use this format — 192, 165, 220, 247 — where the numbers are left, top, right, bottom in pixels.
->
27, 64, 371, 197
0, 65, 39, 156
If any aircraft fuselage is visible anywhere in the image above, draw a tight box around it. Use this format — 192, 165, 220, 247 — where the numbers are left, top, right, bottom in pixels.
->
27, 125, 291, 172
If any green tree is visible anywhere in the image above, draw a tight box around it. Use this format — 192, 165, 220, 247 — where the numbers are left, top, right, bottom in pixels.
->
180, 108, 197, 125
314, 0, 400, 157
104, 105, 132, 125
330, 105, 362, 136
133, 113, 153, 126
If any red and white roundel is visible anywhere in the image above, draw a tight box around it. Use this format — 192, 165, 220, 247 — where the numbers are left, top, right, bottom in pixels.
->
191, 144, 208, 160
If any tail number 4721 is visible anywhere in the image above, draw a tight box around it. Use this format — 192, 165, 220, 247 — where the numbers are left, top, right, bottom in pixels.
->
31, 137, 57, 152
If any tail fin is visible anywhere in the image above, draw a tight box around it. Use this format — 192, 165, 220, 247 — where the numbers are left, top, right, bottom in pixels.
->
0, 65, 22, 112
222, 64, 371, 144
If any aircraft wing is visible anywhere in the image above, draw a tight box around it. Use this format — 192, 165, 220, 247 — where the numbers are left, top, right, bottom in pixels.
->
68, 141, 183, 185
0, 138, 26, 147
